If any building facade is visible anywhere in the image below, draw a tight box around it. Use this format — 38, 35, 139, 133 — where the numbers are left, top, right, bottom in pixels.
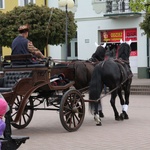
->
1, 0, 149, 78
49, 0, 150, 78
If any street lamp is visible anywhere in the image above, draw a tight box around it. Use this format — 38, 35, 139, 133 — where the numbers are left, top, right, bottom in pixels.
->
58, 0, 75, 61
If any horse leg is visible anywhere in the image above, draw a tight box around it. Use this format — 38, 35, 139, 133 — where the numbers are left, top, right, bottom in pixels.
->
110, 91, 120, 120
118, 87, 129, 120
98, 85, 104, 118
98, 100, 104, 118
123, 86, 130, 119
118, 89, 126, 120
94, 102, 102, 126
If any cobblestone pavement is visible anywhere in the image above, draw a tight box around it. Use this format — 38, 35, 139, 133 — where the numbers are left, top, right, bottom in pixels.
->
12, 94, 150, 150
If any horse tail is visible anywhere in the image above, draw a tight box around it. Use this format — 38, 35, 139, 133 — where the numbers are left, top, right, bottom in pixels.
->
89, 65, 103, 115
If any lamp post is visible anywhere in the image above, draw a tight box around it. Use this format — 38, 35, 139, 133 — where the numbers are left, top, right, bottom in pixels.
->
58, 0, 74, 61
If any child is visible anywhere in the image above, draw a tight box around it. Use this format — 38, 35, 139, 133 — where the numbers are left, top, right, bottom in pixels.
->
0, 97, 8, 150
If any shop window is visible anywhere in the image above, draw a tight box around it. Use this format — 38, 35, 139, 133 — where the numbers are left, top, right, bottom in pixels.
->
130, 42, 137, 56
0, 0, 4, 9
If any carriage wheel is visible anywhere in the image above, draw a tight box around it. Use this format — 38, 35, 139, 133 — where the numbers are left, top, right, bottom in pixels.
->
60, 89, 85, 132
11, 95, 34, 129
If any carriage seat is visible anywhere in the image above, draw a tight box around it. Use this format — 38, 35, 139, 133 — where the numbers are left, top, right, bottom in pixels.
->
0, 71, 32, 93
3, 54, 46, 68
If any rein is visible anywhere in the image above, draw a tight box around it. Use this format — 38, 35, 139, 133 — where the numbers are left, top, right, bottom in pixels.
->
86, 58, 132, 103
114, 58, 130, 64
85, 75, 131, 103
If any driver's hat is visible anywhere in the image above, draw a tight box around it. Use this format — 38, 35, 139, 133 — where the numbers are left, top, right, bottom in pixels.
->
18, 24, 29, 32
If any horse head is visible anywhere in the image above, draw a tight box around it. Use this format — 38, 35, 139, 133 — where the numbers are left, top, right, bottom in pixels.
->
118, 39, 132, 60
93, 42, 107, 61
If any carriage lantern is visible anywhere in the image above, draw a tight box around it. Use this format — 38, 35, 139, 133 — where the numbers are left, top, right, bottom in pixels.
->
58, 0, 75, 61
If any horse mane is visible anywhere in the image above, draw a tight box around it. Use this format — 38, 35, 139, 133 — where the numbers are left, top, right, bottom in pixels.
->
118, 43, 131, 61
91, 46, 106, 61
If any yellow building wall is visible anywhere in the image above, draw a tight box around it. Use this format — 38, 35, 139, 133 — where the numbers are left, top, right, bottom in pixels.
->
1, 0, 47, 57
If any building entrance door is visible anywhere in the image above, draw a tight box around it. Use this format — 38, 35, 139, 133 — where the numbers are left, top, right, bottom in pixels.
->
67, 38, 78, 60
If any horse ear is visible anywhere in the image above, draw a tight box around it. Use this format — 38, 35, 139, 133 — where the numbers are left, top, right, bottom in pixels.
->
101, 43, 106, 48
127, 39, 132, 46
95, 42, 99, 47
120, 39, 123, 44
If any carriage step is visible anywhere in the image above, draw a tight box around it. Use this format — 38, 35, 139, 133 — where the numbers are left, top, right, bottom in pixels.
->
1, 135, 29, 150
130, 85, 150, 95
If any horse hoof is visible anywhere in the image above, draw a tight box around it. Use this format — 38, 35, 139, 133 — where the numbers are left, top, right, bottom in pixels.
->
123, 111, 129, 119
115, 116, 120, 121
94, 114, 102, 125
124, 114, 129, 119
96, 122, 102, 126
120, 113, 125, 120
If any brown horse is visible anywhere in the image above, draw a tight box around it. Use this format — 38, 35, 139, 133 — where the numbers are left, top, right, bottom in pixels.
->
51, 43, 106, 92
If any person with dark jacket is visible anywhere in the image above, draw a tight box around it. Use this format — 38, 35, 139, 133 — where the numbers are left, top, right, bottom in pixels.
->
11, 24, 45, 60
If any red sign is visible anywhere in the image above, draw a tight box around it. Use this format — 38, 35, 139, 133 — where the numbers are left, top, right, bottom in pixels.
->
130, 51, 137, 56
101, 30, 124, 42
125, 29, 137, 41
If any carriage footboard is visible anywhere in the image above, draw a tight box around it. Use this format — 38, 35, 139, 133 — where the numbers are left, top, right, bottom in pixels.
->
1, 108, 29, 150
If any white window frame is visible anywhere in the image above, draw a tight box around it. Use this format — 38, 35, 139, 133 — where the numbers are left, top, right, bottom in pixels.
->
18, 0, 36, 6
0, 0, 5, 9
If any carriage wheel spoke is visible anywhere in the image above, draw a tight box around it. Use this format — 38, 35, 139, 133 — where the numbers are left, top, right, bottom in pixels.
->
11, 111, 17, 117
22, 115, 27, 124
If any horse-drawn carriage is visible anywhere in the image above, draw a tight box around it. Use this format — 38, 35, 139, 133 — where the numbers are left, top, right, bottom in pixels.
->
0, 40, 133, 149
0, 54, 87, 133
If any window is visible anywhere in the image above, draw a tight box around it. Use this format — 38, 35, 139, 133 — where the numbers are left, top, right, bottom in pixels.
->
0, 0, 4, 9
19, 0, 35, 6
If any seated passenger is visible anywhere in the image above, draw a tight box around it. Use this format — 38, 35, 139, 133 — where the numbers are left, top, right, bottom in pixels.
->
11, 24, 45, 64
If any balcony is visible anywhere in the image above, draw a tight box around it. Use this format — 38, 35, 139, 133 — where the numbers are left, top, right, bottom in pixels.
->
104, 0, 142, 18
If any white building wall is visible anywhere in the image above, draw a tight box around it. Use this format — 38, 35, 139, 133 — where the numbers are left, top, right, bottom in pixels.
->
48, 0, 147, 75
77, 19, 100, 60
77, 15, 146, 74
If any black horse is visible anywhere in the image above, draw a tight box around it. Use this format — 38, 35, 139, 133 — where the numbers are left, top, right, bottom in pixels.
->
89, 40, 132, 126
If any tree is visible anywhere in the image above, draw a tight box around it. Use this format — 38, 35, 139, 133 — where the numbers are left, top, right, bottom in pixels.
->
129, 0, 146, 12
130, 0, 150, 37
0, 4, 77, 51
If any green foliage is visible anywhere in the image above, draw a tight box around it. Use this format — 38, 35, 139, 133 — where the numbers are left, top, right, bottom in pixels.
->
0, 4, 77, 50
140, 12, 150, 37
129, 0, 146, 12
129, 1, 150, 37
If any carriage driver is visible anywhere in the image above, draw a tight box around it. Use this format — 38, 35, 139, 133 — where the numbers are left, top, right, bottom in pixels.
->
11, 24, 45, 60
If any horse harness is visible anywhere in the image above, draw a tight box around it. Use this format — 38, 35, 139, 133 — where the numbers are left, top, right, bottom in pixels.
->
115, 58, 133, 80
93, 58, 133, 102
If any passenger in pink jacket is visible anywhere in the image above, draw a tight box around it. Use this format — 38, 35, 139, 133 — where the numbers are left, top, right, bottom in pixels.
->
0, 97, 9, 150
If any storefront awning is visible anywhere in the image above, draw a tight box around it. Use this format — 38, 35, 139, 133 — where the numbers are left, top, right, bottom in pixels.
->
104, 12, 142, 19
